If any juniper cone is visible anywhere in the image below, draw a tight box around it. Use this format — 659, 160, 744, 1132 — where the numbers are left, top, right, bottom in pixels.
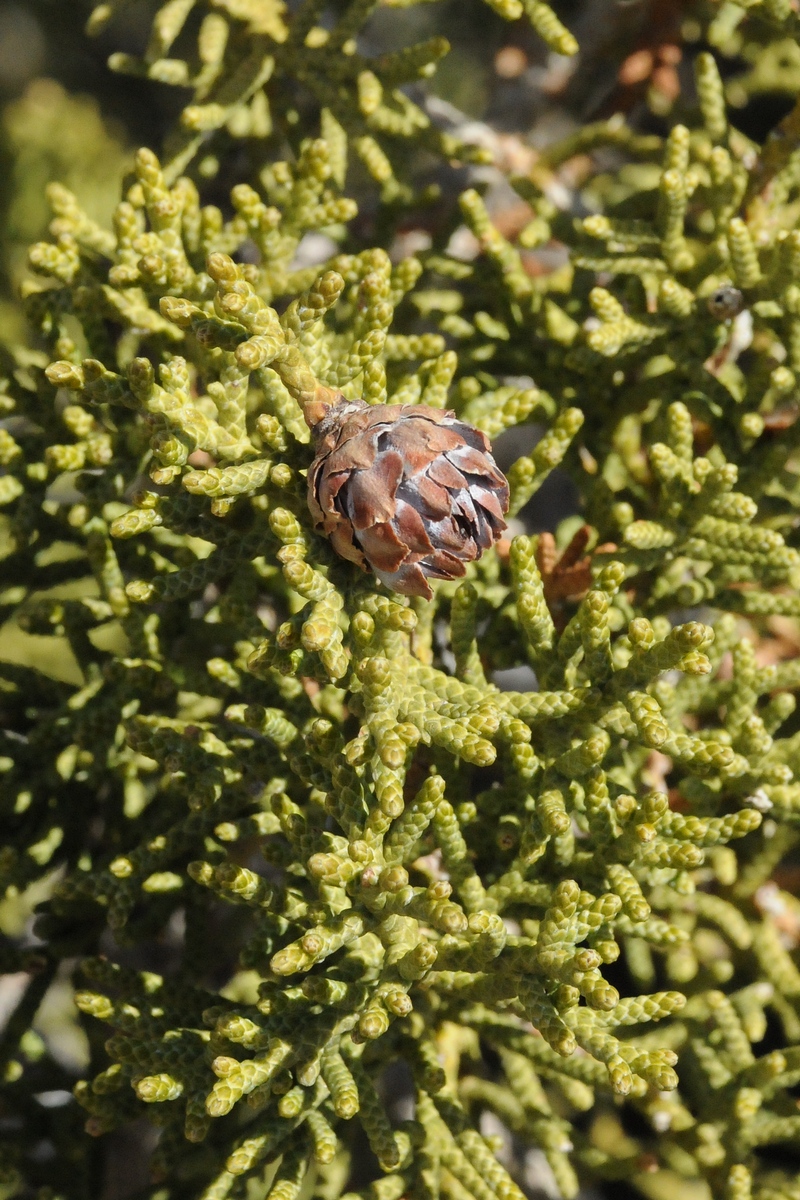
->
307, 399, 509, 598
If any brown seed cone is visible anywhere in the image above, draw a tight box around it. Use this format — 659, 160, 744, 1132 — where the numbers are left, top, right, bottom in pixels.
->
307, 400, 509, 599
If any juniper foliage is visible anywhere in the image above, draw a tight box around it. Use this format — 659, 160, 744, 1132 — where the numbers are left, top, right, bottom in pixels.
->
2, 2, 800, 1199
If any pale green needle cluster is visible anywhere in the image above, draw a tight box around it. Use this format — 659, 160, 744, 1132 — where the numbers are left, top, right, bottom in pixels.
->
86, 0, 502, 190
3, 2, 800, 1199
84, 0, 579, 194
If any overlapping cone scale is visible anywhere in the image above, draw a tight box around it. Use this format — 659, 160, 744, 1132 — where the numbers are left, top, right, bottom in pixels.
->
307, 400, 509, 598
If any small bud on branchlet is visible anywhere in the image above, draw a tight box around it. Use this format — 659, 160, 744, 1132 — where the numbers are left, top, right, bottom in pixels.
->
307, 400, 509, 598
707, 285, 744, 320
